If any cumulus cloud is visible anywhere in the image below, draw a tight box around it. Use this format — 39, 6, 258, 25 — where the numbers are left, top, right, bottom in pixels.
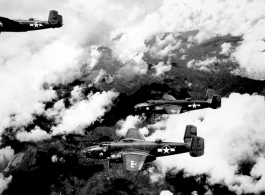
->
16, 127, 51, 142
116, 115, 142, 136
93, 69, 107, 84
45, 99, 65, 119
232, 20, 265, 79
88, 46, 102, 69
118, 56, 148, 80
147, 93, 265, 194
160, 190, 173, 195
187, 57, 229, 72
0, 1, 265, 194
0, 146, 14, 162
52, 91, 119, 135
70, 86, 84, 104
150, 34, 182, 58
1, 0, 265, 140
152, 62, 172, 76
0, 174, 12, 194
51, 155, 58, 163
220, 42, 232, 56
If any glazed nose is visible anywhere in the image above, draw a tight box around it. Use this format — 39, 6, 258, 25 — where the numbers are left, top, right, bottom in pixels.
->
81, 148, 91, 156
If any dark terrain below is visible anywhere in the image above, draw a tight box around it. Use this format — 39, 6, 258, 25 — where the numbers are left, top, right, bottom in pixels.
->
1, 34, 265, 195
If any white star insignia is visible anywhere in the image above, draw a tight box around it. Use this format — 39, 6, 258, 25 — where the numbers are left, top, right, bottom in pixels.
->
188, 103, 201, 108
192, 103, 197, 108
162, 145, 171, 154
30, 22, 43, 28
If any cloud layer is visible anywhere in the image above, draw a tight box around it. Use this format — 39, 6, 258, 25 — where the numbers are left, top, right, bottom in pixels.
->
1, 1, 265, 193
147, 93, 265, 194
1, 0, 265, 138
51, 90, 119, 135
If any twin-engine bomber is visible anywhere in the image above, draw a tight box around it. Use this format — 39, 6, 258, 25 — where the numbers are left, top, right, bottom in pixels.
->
0, 10, 62, 32
134, 93, 221, 115
82, 125, 204, 171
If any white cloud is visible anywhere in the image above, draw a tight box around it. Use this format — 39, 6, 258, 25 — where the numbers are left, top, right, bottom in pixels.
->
220, 42, 232, 56
93, 69, 107, 84
0, 146, 14, 162
139, 127, 149, 137
152, 62, 172, 77
160, 190, 173, 195
150, 34, 182, 58
118, 56, 148, 80
89, 46, 102, 69
116, 115, 142, 136
232, 20, 265, 80
70, 86, 84, 104
16, 126, 51, 142
0, 174, 12, 194
1, 0, 265, 140
52, 91, 119, 135
187, 57, 230, 72
45, 99, 65, 119
147, 93, 265, 194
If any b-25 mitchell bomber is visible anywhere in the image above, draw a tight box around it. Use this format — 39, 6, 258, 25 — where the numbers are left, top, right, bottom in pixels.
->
82, 125, 204, 171
0, 10, 62, 32
134, 91, 221, 115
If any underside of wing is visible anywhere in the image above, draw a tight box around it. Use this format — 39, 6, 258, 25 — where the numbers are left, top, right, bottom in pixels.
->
125, 128, 146, 141
162, 94, 176, 101
163, 105, 182, 114
122, 150, 149, 171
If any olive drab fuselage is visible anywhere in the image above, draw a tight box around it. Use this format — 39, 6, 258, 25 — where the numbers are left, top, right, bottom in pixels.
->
82, 139, 190, 162
0, 19, 62, 32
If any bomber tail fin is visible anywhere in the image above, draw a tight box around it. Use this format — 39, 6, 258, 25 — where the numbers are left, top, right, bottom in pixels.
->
184, 125, 197, 142
184, 125, 204, 157
209, 94, 221, 109
48, 10, 63, 27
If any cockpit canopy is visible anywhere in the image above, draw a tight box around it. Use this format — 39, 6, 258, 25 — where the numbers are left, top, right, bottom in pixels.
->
155, 138, 163, 143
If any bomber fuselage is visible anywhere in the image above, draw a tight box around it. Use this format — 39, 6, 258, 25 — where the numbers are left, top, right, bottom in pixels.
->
0, 18, 62, 32
82, 139, 190, 162
135, 99, 212, 114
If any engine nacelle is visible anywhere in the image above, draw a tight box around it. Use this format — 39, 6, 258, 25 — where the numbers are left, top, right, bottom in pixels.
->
109, 153, 123, 162
189, 136, 204, 157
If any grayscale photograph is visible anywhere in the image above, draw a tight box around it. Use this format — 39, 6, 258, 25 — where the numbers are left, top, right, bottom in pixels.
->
0, 0, 265, 195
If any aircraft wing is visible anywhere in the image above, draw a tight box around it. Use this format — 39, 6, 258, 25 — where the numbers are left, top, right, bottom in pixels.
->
125, 128, 146, 141
0, 17, 22, 28
162, 94, 176, 101
122, 150, 149, 171
163, 105, 182, 114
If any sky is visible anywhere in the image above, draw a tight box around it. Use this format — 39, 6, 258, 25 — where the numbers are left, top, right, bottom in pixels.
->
1, 0, 265, 194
